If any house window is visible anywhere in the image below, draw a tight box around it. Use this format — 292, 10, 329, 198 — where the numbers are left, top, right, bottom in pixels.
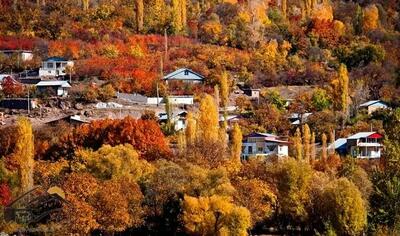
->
257, 147, 263, 152
248, 146, 253, 154
47, 62, 54, 69
184, 70, 189, 75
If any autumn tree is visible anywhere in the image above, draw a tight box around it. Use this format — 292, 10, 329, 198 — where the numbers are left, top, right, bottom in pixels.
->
185, 112, 196, 146
13, 117, 34, 193
1, 77, 25, 97
75, 144, 154, 182
93, 179, 144, 233
310, 132, 316, 163
220, 71, 229, 109
303, 124, 311, 162
231, 123, 242, 165
197, 94, 219, 142
182, 195, 251, 236
271, 158, 313, 227
321, 133, 327, 161
233, 178, 276, 225
294, 128, 303, 160
363, 4, 379, 32
320, 178, 367, 235
135, 0, 144, 32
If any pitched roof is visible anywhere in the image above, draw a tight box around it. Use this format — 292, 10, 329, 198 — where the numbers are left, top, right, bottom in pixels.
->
36, 80, 71, 88
331, 138, 347, 149
359, 100, 387, 107
246, 132, 278, 138
163, 68, 205, 81
347, 132, 382, 139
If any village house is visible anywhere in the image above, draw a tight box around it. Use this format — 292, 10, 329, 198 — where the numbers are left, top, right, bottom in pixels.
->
39, 57, 74, 77
0, 49, 34, 61
163, 68, 205, 84
241, 132, 289, 160
241, 88, 260, 100
333, 132, 383, 159
36, 80, 71, 97
158, 111, 187, 131
359, 100, 389, 114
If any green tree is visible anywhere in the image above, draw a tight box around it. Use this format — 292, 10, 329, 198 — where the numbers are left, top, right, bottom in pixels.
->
353, 4, 363, 35
311, 88, 331, 111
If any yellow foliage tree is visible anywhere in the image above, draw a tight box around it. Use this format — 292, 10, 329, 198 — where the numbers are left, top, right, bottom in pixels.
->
197, 94, 219, 142
338, 64, 349, 116
363, 4, 379, 31
231, 123, 242, 164
310, 132, 316, 163
75, 144, 154, 182
135, 0, 144, 32
302, 124, 311, 162
13, 117, 35, 193
294, 128, 303, 160
321, 133, 327, 161
182, 195, 251, 236
185, 112, 196, 145
220, 71, 229, 109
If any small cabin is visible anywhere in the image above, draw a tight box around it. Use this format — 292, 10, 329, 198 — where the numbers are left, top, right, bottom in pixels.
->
36, 80, 71, 97
359, 100, 388, 114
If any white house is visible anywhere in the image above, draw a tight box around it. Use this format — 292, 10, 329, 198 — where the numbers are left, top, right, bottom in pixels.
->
39, 57, 74, 77
241, 132, 289, 160
163, 68, 205, 84
359, 100, 388, 114
158, 111, 187, 131
36, 80, 71, 97
333, 132, 383, 159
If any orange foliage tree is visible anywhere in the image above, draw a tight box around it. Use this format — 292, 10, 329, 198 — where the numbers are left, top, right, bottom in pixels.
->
41, 117, 171, 161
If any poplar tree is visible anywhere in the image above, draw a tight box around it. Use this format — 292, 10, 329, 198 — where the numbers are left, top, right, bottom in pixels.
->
185, 112, 196, 145
220, 71, 229, 109
82, 0, 89, 11
281, 0, 287, 19
197, 94, 219, 142
310, 132, 316, 163
13, 117, 35, 193
329, 129, 335, 155
172, 0, 183, 33
135, 0, 144, 32
322, 133, 328, 161
294, 128, 303, 160
338, 64, 349, 116
231, 123, 242, 164
302, 124, 311, 162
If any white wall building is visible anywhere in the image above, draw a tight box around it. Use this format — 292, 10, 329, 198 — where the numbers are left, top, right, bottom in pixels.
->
241, 132, 289, 160
36, 80, 71, 97
359, 100, 388, 114
39, 57, 74, 77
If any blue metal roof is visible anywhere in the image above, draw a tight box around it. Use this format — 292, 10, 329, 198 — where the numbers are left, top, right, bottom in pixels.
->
45, 57, 69, 62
